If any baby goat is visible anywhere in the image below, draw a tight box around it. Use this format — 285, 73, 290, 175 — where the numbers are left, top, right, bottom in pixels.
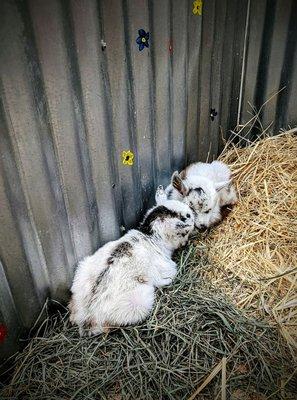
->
69, 199, 195, 336
164, 161, 237, 229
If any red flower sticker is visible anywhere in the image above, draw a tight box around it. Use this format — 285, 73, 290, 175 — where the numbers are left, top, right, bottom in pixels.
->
0, 324, 8, 343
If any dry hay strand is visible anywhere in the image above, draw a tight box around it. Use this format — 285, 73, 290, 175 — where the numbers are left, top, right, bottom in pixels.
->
204, 130, 297, 350
0, 245, 295, 400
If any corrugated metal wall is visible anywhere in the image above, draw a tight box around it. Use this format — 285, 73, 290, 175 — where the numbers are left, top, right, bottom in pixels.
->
0, 0, 296, 360
240, 0, 297, 137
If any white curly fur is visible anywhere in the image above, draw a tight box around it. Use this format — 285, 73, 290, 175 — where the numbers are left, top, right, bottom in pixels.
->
164, 161, 237, 229
69, 199, 195, 336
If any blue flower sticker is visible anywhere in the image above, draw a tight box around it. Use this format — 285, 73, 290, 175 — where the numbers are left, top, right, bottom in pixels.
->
136, 29, 149, 51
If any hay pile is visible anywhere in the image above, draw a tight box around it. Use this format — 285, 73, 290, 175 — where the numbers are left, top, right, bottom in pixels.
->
0, 245, 294, 399
1, 129, 296, 399
204, 130, 297, 350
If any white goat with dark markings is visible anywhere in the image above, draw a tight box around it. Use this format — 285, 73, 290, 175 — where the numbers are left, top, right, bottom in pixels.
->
69, 199, 194, 336
164, 161, 237, 229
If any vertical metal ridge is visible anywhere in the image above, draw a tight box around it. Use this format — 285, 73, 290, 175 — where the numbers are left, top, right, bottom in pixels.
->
17, 0, 77, 283
217, 0, 243, 148
60, 0, 100, 251
0, 88, 47, 320
145, 1, 158, 208
183, 0, 188, 165
237, 0, 251, 126
239, 0, 297, 136
99, 60, 123, 230
121, 0, 142, 219
148, 0, 157, 187
187, 0, 202, 163
217, 0, 229, 148
197, 0, 216, 161
70, 0, 122, 244
26, 1, 81, 276
168, 0, 173, 171
171, 0, 188, 171
191, 1, 200, 162
207, 0, 228, 159
208, 0, 216, 154
254, 0, 277, 129
122, 0, 156, 212
100, 0, 143, 229
148, 0, 172, 186
231, 0, 249, 131
96, 0, 123, 234
258, 0, 292, 132
275, 0, 297, 132
183, 0, 188, 167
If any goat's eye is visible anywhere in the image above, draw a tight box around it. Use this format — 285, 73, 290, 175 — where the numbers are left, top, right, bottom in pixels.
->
186, 213, 190, 218
180, 216, 186, 222
205, 210, 210, 214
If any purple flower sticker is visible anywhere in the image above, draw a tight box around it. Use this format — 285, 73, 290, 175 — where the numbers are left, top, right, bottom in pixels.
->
136, 29, 149, 51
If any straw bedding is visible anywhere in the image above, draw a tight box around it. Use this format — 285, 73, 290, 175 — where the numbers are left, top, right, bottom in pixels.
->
1, 131, 296, 399
0, 245, 295, 400
203, 131, 297, 350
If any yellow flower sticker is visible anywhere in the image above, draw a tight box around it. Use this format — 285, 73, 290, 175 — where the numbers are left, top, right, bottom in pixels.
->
193, 0, 203, 15
122, 150, 134, 166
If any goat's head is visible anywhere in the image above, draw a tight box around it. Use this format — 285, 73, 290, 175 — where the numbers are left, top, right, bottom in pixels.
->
139, 198, 195, 249
171, 171, 230, 227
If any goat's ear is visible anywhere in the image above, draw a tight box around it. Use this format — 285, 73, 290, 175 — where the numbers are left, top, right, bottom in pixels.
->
215, 180, 230, 192
179, 168, 187, 180
171, 171, 188, 196
155, 185, 167, 205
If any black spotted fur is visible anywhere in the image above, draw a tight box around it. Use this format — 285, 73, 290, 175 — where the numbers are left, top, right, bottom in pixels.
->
139, 206, 179, 235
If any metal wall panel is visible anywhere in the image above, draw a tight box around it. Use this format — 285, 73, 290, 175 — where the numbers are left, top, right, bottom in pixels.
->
0, 0, 295, 359
240, 0, 297, 137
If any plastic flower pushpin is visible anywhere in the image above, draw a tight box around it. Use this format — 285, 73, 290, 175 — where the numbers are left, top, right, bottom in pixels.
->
210, 108, 218, 121
192, 0, 203, 15
136, 29, 150, 51
122, 150, 134, 166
